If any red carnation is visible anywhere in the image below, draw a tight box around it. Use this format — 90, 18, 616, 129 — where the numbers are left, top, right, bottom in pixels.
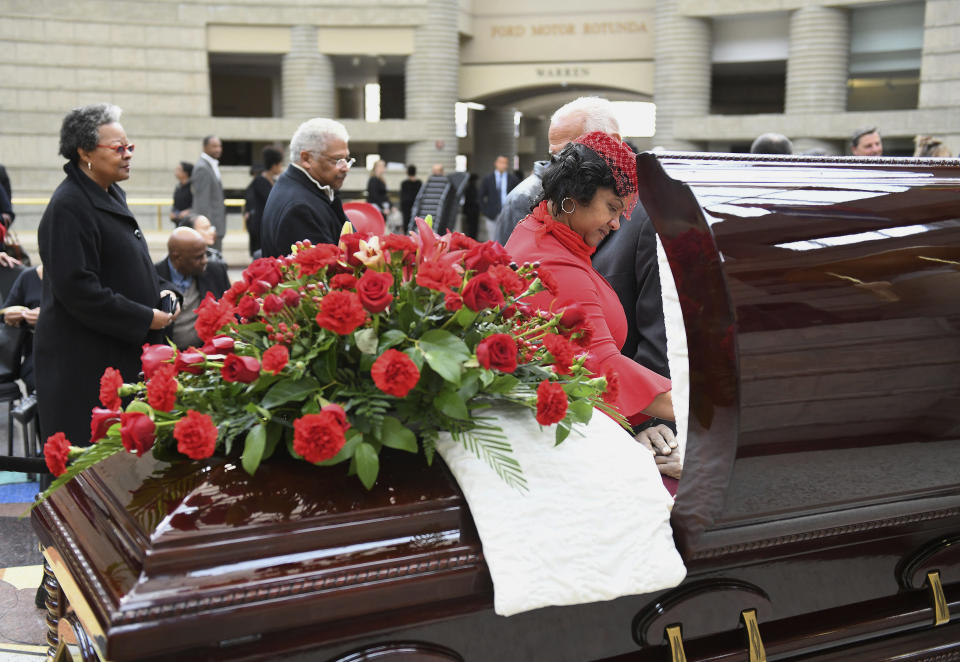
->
99, 366, 123, 409
262, 293, 284, 314
174, 347, 205, 374
489, 264, 527, 296
558, 302, 588, 332
200, 335, 235, 356
315, 290, 367, 335
537, 267, 560, 294
602, 367, 620, 405
446, 232, 479, 252
221, 354, 260, 383
147, 363, 179, 412
371, 349, 420, 397
89, 407, 121, 444
416, 260, 461, 291
281, 288, 302, 308
262, 344, 289, 375
194, 292, 235, 342
120, 411, 156, 456
173, 410, 219, 460
330, 273, 358, 290
476, 334, 518, 373
44, 432, 71, 477
465, 241, 511, 273
293, 411, 348, 463
462, 272, 505, 312
357, 270, 394, 313
236, 295, 260, 320
222, 280, 247, 305
381, 234, 418, 263
141, 344, 176, 380
295, 243, 341, 276
542, 333, 576, 375
243, 257, 282, 287
535, 380, 568, 426
320, 403, 349, 430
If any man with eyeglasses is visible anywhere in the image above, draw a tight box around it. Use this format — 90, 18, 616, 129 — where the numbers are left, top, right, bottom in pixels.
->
191, 135, 226, 252
260, 118, 353, 258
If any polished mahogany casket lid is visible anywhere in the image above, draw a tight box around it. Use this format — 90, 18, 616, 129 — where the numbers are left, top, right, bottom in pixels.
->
32, 152, 960, 661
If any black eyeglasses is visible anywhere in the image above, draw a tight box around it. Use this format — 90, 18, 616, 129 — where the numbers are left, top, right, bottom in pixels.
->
97, 143, 135, 155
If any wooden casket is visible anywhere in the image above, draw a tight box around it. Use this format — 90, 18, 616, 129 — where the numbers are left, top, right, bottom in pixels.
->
33, 153, 960, 661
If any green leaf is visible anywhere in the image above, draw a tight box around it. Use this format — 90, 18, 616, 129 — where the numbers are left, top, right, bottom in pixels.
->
568, 399, 594, 424
378, 329, 407, 352
418, 329, 470, 384
379, 416, 418, 453
555, 420, 572, 445
487, 373, 520, 394
450, 419, 527, 492
263, 422, 283, 460
260, 376, 321, 409
458, 370, 481, 401
318, 428, 362, 465
434, 390, 470, 420
478, 368, 495, 387
355, 442, 380, 489
355, 328, 379, 355
563, 381, 596, 398
241, 423, 266, 475
454, 306, 478, 328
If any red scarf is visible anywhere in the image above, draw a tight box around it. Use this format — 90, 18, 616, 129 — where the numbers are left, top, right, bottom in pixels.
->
530, 200, 595, 261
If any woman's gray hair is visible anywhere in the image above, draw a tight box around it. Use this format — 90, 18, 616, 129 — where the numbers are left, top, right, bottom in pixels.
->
59, 103, 122, 163
551, 96, 620, 136
289, 118, 350, 163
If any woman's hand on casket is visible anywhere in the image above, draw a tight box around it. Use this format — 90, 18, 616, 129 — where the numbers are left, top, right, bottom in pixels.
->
636, 424, 683, 480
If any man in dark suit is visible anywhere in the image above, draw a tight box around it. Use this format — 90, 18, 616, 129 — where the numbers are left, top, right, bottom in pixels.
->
191, 135, 226, 252
155, 227, 230, 349
260, 118, 352, 257
478, 155, 518, 241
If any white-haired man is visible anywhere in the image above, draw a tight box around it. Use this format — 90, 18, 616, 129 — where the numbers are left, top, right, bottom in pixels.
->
492, 96, 620, 245
260, 118, 354, 257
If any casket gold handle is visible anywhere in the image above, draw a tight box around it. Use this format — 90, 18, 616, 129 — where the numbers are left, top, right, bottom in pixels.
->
664, 623, 687, 662
740, 608, 766, 662
926, 570, 950, 626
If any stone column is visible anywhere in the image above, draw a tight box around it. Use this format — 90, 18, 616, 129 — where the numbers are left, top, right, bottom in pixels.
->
785, 6, 849, 116
653, 0, 711, 151
919, 0, 960, 154
472, 107, 517, 174
282, 25, 335, 119
405, 0, 459, 174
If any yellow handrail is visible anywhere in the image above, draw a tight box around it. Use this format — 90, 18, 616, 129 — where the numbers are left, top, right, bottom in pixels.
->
11, 197, 245, 230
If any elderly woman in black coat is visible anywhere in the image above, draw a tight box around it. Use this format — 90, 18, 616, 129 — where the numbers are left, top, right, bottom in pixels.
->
35, 103, 178, 445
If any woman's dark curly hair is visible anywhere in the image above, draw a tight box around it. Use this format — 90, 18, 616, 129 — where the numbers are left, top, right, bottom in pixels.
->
59, 103, 122, 163
537, 142, 620, 214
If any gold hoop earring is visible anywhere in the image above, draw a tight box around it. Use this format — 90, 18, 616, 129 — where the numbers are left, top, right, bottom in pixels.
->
87, 161, 92, 170
560, 197, 576, 214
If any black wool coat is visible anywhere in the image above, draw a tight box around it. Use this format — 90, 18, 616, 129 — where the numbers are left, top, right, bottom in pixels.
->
260, 165, 349, 258
35, 161, 164, 445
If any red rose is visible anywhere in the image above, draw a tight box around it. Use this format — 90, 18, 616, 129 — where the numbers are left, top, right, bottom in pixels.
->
542, 333, 575, 375
537, 267, 559, 294
147, 363, 179, 412
416, 260, 461, 292
200, 335, 235, 356
175, 348, 206, 374
262, 344, 289, 375
293, 411, 348, 463
371, 349, 420, 397
489, 264, 527, 296
194, 292, 235, 342
476, 334, 518, 373
339, 232, 371, 267
262, 293, 284, 314
462, 272, 505, 312
120, 411, 156, 456
295, 243, 340, 276
315, 290, 367, 335
602, 367, 620, 405
465, 241, 511, 273
236, 295, 260, 319
357, 270, 394, 313
444, 292, 463, 311
221, 354, 260, 383
141, 344, 175, 380
330, 273, 358, 290
248, 279, 272, 296
89, 407, 121, 444
535, 380, 568, 426
173, 410, 219, 460
281, 288, 301, 308
44, 432, 71, 477
243, 257, 282, 287
99, 366, 123, 409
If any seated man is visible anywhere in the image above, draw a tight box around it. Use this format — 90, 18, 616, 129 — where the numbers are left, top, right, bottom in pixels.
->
155, 227, 230, 349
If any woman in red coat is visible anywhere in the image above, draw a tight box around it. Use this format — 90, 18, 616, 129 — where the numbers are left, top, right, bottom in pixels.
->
505, 132, 673, 426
